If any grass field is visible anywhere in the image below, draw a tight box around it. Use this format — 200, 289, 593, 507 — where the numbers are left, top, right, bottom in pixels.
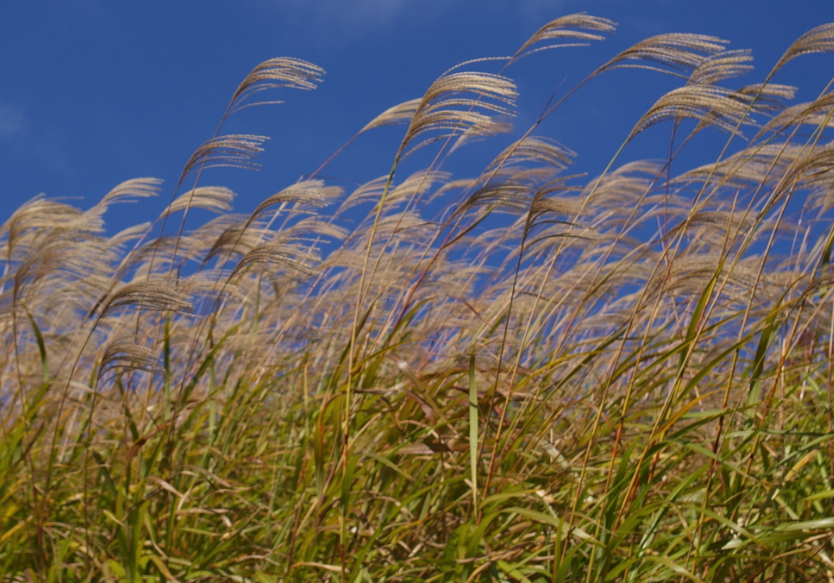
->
3, 14, 834, 582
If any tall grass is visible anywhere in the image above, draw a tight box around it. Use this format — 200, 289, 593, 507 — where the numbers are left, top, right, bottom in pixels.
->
2, 14, 834, 582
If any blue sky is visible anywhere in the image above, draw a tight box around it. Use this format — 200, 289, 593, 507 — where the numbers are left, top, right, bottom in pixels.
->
1, 1, 833, 235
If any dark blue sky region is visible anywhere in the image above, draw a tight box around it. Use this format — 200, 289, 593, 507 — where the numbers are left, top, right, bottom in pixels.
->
1, 1, 833, 235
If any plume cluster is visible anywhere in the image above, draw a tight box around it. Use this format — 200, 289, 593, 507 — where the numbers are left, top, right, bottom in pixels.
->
2, 16, 834, 583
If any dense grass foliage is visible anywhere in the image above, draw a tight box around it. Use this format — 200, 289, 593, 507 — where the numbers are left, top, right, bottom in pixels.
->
4, 14, 834, 582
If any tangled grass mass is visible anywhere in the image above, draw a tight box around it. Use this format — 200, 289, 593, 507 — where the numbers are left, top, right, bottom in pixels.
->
4, 14, 834, 582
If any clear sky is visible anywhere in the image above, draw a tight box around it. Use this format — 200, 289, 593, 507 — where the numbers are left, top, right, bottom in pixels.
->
1, 1, 833, 235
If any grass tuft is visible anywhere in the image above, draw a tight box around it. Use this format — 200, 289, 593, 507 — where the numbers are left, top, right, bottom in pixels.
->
3, 14, 834, 583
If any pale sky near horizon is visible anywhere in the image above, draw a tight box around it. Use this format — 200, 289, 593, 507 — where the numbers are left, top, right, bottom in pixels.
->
1, 1, 833, 236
